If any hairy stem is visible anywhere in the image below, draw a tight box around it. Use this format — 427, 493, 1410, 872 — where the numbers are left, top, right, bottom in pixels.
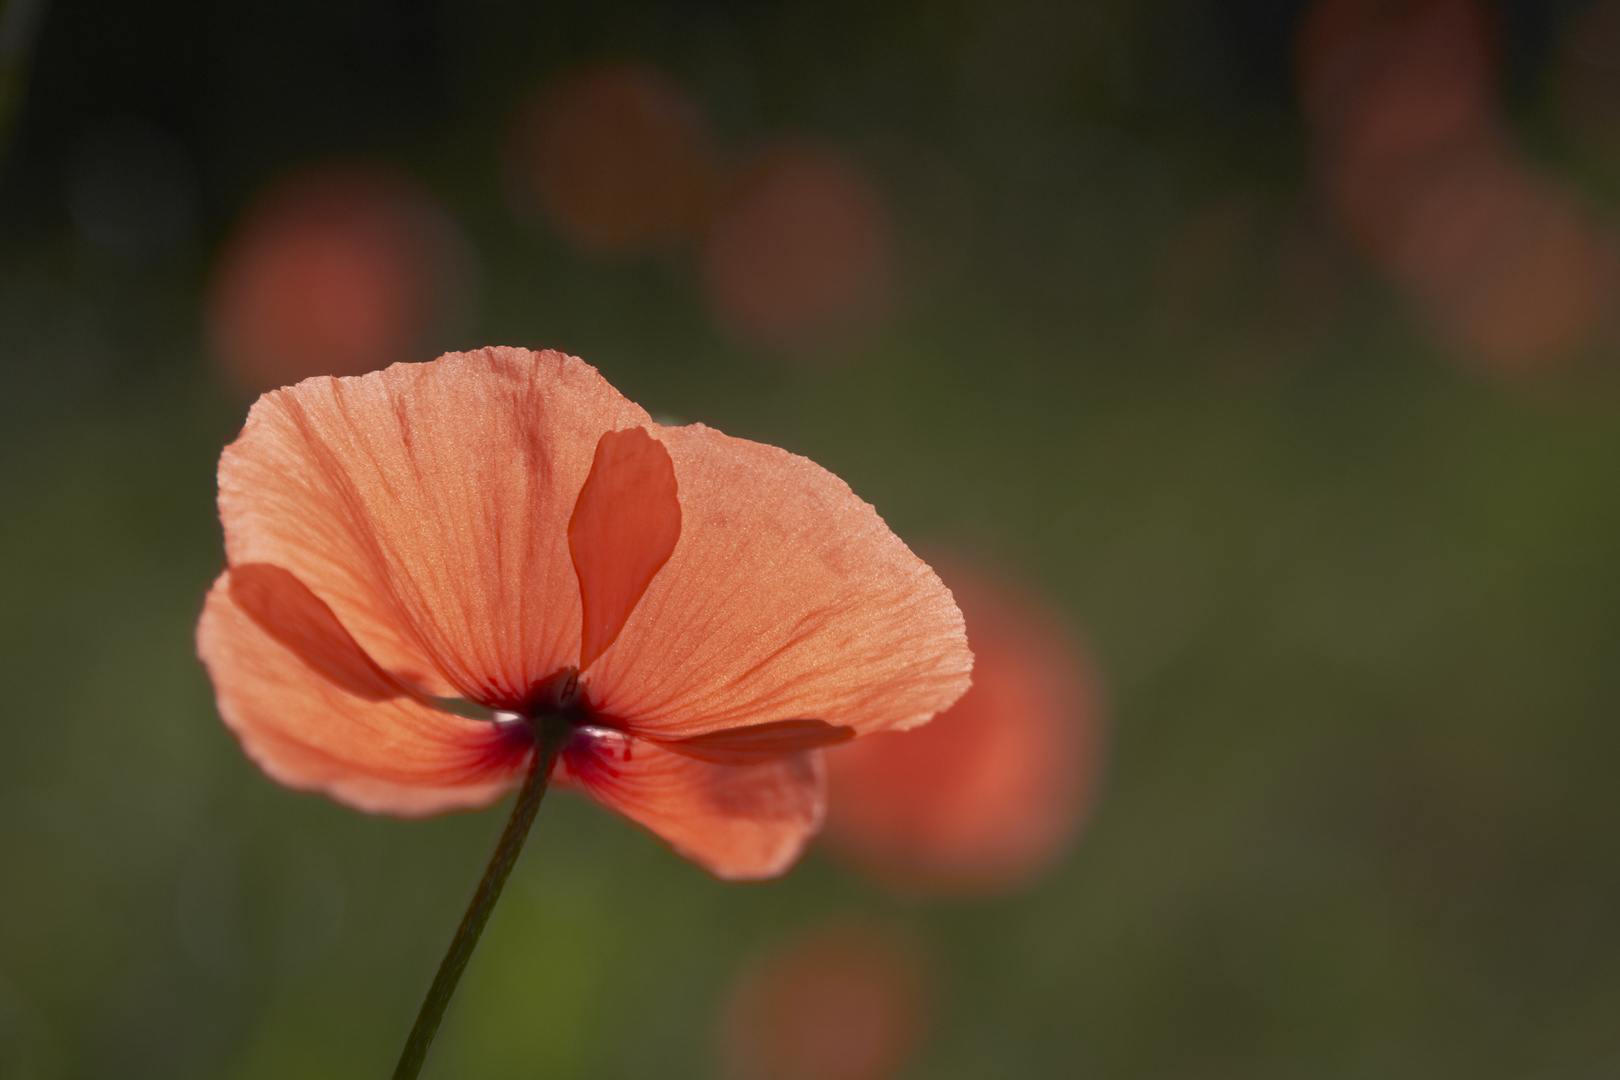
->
392, 724, 566, 1080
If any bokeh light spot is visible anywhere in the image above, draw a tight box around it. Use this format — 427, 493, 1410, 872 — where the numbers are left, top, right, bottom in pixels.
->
719, 922, 929, 1080
207, 163, 475, 396
503, 60, 721, 256
1298, 0, 1618, 376
822, 562, 1103, 896
701, 143, 895, 354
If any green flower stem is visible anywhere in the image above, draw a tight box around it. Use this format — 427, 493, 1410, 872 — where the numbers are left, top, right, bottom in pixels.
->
391, 722, 567, 1080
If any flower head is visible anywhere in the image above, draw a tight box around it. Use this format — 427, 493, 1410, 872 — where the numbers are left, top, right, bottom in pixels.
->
196, 347, 971, 879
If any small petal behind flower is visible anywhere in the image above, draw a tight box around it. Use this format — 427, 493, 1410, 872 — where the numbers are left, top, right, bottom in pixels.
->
569, 426, 682, 672
229, 562, 412, 703
199, 572, 527, 817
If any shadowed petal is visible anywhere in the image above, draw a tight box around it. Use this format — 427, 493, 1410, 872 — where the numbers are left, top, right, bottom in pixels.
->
230, 562, 413, 702
569, 427, 682, 671
666, 719, 853, 765
584, 422, 972, 739
557, 730, 824, 880
218, 347, 650, 707
198, 571, 529, 815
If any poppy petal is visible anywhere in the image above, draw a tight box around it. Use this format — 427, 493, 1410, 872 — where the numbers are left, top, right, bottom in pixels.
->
229, 562, 413, 702
198, 571, 529, 815
569, 426, 682, 671
584, 422, 972, 739
558, 730, 824, 880
217, 347, 650, 707
665, 719, 854, 765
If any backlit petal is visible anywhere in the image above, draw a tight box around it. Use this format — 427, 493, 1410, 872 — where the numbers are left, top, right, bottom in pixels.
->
569, 426, 682, 671
557, 730, 823, 880
585, 422, 971, 739
198, 570, 529, 815
229, 562, 413, 702
217, 347, 649, 707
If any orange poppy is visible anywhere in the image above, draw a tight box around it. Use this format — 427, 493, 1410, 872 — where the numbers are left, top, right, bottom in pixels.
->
822, 563, 1101, 895
195, 347, 971, 881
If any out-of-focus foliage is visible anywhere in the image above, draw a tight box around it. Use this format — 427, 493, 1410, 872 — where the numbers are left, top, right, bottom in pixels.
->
4, 1, 1620, 1078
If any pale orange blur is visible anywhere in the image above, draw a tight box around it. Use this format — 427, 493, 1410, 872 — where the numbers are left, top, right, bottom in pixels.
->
1297, 0, 1618, 375
208, 164, 472, 396
1388, 146, 1618, 375
701, 143, 896, 353
718, 923, 929, 1080
822, 563, 1102, 896
503, 61, 721, 256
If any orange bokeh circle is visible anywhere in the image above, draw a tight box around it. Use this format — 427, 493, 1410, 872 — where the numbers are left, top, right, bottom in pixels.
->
718, 923, 929, 1080
701, 143, 895, 353
822, 563, 1103, 896
208, 163, 471, 396
504, 60, 722, 256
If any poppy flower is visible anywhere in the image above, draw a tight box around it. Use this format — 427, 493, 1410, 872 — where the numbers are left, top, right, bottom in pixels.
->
822, 563, 1101, 895
195, 346, 971, 881
718, 921, 930, 1080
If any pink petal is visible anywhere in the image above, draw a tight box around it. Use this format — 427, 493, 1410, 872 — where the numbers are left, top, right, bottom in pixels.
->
198, 571, 528, 816
557, 729, 824, 880
584, 422, 971, 739
569, 427, 682, 671
217, 347, 649, 708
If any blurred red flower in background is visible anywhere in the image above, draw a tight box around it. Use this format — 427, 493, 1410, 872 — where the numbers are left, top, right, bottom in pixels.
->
1552, 0, 1620, 169
503, 61, 722, 256
1298, 0, 1618, 377
718, 921, 930, 1080
195, 348, 971, 879
822, 562, 1102, 895
701, 143, 896, 353
207, 163, 475, 396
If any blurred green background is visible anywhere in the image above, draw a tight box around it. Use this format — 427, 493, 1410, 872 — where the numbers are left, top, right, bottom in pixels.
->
5, 0, 1620, 1077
